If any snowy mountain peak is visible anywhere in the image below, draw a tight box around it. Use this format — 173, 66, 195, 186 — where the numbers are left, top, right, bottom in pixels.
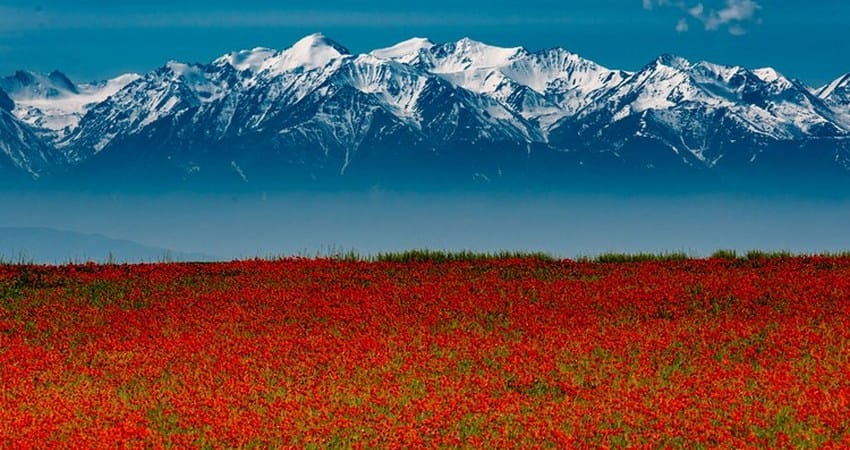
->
102, 73, 143, 89
46, 71, 78, 93
164, 60, 192, 76
214, 47, 277, 73
158, 61, 229, 104
294, 32, 348, 50
261, 33, 350, 75
752, 67, 783, 83
371, 37, 435, 62
751, 67, 800, 92
652, 54, 692, 70
374, 38, 627, 125
289, 33, 349, 60
428, 38, 523, 73
1, 70, 140, 140
1, 70, 80, 100
691, 61, 747, 83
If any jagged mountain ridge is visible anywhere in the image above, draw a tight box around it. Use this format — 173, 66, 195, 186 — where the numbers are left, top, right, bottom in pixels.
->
2, 33, 850, 191
0, 70, 140, 143
547, 56, 850, 172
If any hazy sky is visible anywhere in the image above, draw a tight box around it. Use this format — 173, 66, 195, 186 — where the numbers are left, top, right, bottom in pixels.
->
4, 192, 850, 261
0, 0, 847, 87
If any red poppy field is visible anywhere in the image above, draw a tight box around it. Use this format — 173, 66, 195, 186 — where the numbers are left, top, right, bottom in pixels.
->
2, 256, 850, 448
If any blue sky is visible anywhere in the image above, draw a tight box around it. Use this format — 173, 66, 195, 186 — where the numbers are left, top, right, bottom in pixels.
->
0, 0, 847, 87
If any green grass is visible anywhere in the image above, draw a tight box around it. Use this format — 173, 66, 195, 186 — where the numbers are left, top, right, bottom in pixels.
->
370, 249, 556, 263
326, 249, 850, 264
744, 250, 793, 260
6, 249, 850, 267
324, 249, 557, 263
710, 249, 739, 259
588, 251, 692, 263
0, 252, 35, 265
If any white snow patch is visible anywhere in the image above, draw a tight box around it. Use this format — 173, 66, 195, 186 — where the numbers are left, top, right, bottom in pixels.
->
263, 33, 349, 75
371, 38, 434, 62
215, 47, 276, 72
818, 73, 850, 99
752, 67, 782, 83
9, 73, 140, 137
347, 56, 428, 121
429, 38, 522, 74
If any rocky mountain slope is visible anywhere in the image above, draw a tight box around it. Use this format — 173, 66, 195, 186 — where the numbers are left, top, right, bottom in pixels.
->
1, 34, 849, 192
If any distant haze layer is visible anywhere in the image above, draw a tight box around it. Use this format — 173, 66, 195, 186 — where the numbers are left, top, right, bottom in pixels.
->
1, 192, 849, 261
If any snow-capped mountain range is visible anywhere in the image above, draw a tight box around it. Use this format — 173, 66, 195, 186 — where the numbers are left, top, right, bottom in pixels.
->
1, 33, 849, 191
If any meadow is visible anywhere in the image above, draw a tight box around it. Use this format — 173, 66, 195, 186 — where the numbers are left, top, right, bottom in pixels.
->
1, 254, 849, 447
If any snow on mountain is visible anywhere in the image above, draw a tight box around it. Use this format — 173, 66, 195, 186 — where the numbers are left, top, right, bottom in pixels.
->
2, 33, 850, 188
576, 55, 845, 141
399, 38, 627, 131
503, 48, 629, 125
214, 47, 276, 73
598, 55, 747, 115
370, 38, 434, 63
331, 53, 538, 142
819, 73, 850, 100
0, 107, 64, 179
752, 67, 785, 84
214, 34, 350, 79
261, 33, 350, 76
0, 70, 79, 98
0, 71, 140, 140
504, 48, 628, 100
543, 55, 850, 172
819, 73, 850, 121
751, 68, 847, 136
61, 61, 243, 160
341, 54, 431, 122
63, 34, 542, 179
162, 61, 230, 104
423, 38, 523, 74
412, 38, 526, 99
66, 35, 355, 164
404, 39, 534, 119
